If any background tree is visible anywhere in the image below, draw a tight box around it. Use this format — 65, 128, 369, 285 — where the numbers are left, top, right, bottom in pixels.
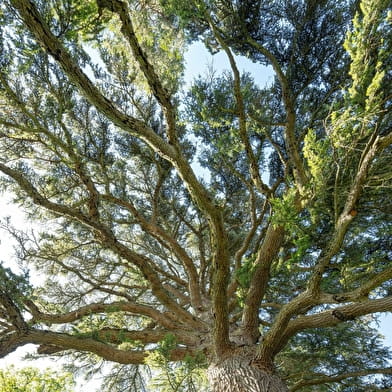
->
0, 365, 74, 392
0, 0, 391, 391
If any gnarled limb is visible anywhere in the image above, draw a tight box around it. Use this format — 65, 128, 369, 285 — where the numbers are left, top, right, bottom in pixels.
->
1, 296, 200, 363
25, 300, 183, 331
273, 296, 392, 357
242, 223, 285, 344
0, 329, 194, 364
289, 367, 392, 391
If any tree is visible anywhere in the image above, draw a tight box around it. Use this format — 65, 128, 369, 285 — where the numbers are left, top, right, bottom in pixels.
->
0, 0, 391, 391
0, 365, 74, 392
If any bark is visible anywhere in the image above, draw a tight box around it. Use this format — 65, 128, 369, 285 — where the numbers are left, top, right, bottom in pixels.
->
207, 348, 289, 392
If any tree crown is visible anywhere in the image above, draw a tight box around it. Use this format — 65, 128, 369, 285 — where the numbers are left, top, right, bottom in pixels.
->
0, 0, 391, 390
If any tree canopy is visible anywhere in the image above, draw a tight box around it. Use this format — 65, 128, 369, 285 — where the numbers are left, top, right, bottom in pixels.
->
0, 0, 391, 391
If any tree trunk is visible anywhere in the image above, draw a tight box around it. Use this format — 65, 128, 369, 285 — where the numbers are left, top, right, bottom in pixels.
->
207, 348, 289, 392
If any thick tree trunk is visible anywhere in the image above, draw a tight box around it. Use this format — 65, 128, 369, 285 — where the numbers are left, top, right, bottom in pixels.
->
207, 348, 289, 392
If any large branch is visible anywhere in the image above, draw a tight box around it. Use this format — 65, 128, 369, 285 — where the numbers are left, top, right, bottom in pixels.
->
0, 329, 192, 364
2, 290, 199, 360
228, 197, 268, 298
9, 0, 176, 162
76, 327, 199, 347
307, 131, 389, 294
98, 0, 178, 145
26, 301, 200, 346
198, 14, 275, 354
25, 300, 181, 331
241, 223, 285, 344
290, 367, 392, 391
274, 296, 392, 357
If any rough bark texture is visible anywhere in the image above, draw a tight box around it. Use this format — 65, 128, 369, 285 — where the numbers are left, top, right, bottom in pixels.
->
207, 348, 289, 392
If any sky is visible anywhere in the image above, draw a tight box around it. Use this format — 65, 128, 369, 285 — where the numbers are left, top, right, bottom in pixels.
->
0, 37, 391, 386
183, 41, 273, 87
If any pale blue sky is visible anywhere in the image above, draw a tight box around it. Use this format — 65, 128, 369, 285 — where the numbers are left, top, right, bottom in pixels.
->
184, 41, 272, 87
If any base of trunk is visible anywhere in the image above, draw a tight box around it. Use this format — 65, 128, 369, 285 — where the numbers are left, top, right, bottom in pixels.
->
207, 348, 288, 392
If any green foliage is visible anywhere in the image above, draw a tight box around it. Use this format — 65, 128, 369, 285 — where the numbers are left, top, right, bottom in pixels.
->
187, 71, 262, 156
279, 317, 392, 391
235, 255, 255, 289
145, 334, 208, 392
0, 263, 32, 306
345, 0, 389, 110
270, 188, 299, 232
270, 188, 311, 267
49, 0, 106, 42
0, 366, 74, 392
100, 364, 147, 392
331, 0, 391, 148
303, 129, 333, 192
235, 254, 256, 306
94, 0, 186, 95
159, 0, 207, 38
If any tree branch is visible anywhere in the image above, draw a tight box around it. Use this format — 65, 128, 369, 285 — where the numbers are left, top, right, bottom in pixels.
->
102, 193, 202, 309
76, 327, 198, 347
99, 0, 178, 145
290, 367, 392, 391
307, 131, 389, 294
260, 130, 392, 359
0, 163, 201, 329
25, 300, 180, 331
245, 36, 307, 189
228, 198, 268, 298
0, 329, 193, 364
10, 0, 177, 161
320, 265, 392, 304
9, 0, 222, 224
242, 223, 285, 344
275, 296, 392, 356
207, 16, 270, 195
0, 293, 28, 333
